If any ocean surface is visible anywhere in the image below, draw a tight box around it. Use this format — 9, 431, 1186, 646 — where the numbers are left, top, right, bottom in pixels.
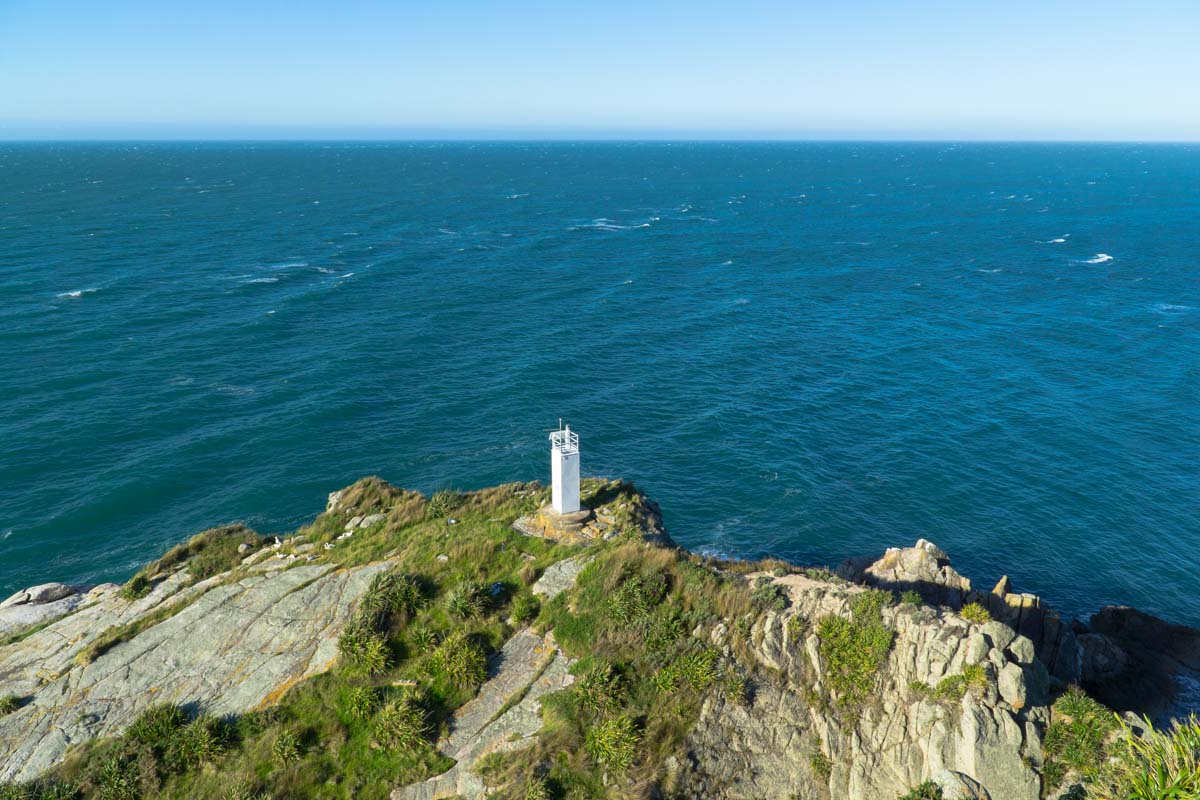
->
1, 142, 1197, 625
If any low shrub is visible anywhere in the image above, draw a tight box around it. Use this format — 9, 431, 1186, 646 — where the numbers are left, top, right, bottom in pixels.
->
0, 695, 20, 716
750, 577, 788, 611
272, 729, 301, 765
900, 590, 923, 606
119, 575, 152, 602
810, 750, 832, 780
897, 781, 943, 800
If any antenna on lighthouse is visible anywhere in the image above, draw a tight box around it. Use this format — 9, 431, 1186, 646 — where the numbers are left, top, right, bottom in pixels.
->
548, 421, 581, 514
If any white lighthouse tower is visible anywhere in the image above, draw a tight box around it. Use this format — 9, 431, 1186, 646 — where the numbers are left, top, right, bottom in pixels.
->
549, 423, 581, 514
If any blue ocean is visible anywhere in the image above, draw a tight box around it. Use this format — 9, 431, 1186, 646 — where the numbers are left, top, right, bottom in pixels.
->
1, 142, 1197, 625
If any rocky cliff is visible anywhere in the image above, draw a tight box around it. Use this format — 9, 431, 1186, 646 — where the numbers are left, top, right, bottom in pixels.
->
0, 479, 1194, 799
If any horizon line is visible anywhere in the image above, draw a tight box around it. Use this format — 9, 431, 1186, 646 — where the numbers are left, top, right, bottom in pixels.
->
3, 137, 1200, 145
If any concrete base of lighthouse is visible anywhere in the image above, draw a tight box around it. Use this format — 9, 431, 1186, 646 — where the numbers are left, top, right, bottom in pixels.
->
513, 504, 595, 543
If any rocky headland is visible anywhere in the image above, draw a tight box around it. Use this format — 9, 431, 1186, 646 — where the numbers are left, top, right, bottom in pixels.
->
1, 478, 1197, 799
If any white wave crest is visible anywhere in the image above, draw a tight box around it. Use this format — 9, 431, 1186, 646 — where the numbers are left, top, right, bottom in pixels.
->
56, 288, 98, 298
1081, 253, 1113, 264
243, 277, 279, 284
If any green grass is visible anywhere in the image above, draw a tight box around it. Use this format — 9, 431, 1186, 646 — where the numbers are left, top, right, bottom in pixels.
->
584, 714, 640, 773
1103, 714, 1200, 799
816, 589, 895, 714
0, 695, 20, 716
1042, 686, 1118, 792
33, 478, 580, 800
959, 601, 992, 625
810, 750, 832, 780
897, 780, 943, 799
932, 663, 990, 702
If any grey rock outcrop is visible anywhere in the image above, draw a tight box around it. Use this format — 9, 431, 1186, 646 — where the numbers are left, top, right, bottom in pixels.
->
395, 630, 575, 800
0, 560, 395, 782
678, 568, 1046, 800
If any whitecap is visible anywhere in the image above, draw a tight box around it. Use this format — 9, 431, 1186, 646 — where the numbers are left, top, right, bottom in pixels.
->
243, 277, 279, 284
1, 529, 12, 541
338, 272, 354, 278
213, 384, 254, 396
734, 298, 750, 305
977, 268, 1003, 273
506, 193, 529, 199
721, 260, 733, 265
1152, 303, 1194, 314
56, 288, 98, 298
269, 261, 308, 270
1080, 253, 1113, 264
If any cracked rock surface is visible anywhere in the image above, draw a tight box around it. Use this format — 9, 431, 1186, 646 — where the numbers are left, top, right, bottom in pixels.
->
0, 560, 393, 782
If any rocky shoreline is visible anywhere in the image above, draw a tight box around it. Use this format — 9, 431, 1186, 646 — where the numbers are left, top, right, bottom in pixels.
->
2, 477, 1197, 799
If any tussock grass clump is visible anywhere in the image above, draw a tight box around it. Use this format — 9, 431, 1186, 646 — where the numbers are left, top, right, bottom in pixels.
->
165, 717, 227, 772
427, 631, 488, 690
607, 570, 667, 626
373, 698, 428, 752
900, 589, 923, 606
510, 594, 540, 626
337, 622, 391, 674
1102, 714, 1200, 799
340, 685, 378, 721
959, 602, 991, 625
932, 663, 989, 701
126, 703, 187, 745
816, 588, 895, 713
524, 776, 551, 800
575, 661, 624, 716
445, 580, 489, 620
425, 490, 464, 519
1043, 686, 1118, 790
0, 695, 20, 716
584, 714, 640, 772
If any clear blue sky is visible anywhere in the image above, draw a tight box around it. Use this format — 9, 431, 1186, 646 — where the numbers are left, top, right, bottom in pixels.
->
2, 0, 1197, 140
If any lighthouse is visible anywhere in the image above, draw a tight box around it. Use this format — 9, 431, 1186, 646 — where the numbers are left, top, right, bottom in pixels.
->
549, 423, 581, 514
